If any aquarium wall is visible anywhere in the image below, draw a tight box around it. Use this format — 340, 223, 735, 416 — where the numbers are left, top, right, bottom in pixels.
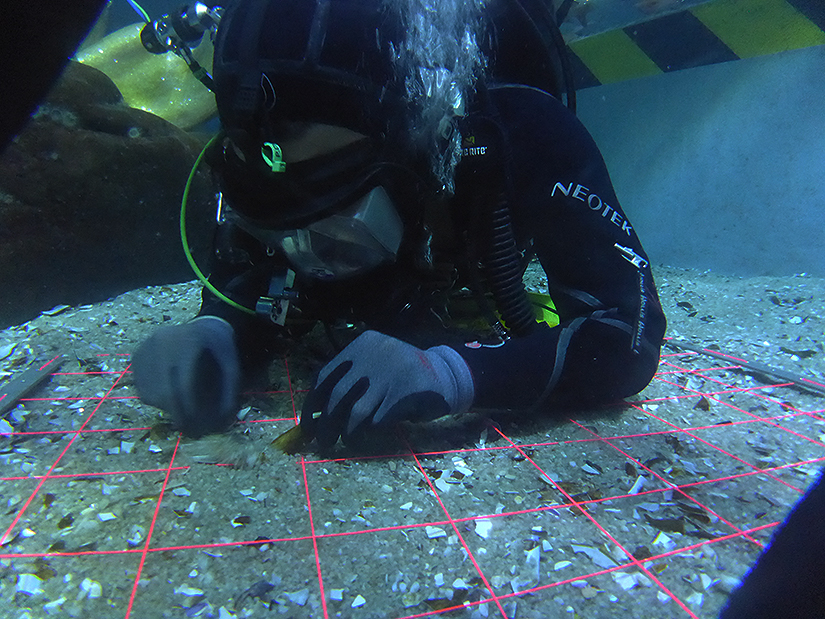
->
578, 43, 825, 277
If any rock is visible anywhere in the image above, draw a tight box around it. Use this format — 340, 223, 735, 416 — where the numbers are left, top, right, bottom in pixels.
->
0, 61, 215, 327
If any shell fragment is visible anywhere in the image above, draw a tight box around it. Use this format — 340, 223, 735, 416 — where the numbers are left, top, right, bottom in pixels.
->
474, 519, 493, 539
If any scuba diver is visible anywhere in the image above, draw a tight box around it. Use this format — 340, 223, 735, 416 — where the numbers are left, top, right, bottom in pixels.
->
130, 0, 668, 451
3, 2, 820, 616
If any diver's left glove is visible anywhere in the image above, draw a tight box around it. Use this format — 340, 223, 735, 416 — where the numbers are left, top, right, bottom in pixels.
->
301, 330, 475, 450
131, 316, 241, 438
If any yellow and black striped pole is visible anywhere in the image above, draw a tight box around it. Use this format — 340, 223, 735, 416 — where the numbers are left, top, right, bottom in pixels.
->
568, 0, 825, 87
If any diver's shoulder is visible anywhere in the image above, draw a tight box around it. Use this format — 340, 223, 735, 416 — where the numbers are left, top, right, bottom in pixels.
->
488, 83, 570, 120
488, 83, 563, 105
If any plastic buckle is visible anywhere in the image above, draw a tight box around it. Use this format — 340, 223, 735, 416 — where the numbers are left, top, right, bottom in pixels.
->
261, 142, 286, 173
255, 269, 297, 326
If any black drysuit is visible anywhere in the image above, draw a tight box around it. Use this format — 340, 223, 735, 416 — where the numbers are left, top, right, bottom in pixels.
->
200, 83, 667, 414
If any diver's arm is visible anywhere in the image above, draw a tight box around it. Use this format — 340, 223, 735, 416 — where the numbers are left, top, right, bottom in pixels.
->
454, 86, 666, 412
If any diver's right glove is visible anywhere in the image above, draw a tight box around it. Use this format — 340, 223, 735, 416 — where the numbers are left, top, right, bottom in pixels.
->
131, 316, 241, 438
301, 330, 475, 451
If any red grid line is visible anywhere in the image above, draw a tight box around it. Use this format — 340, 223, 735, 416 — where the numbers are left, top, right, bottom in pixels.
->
489, 424, 700, 618
301, 453, 330, 619
1, 363, 132, 546
1, 346, 822, 618
407, 446, 508, 617
571, 417, 769, 548
125, 431, 183, 619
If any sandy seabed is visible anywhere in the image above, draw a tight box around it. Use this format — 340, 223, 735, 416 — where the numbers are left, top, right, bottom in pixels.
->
0, 263, 823, 619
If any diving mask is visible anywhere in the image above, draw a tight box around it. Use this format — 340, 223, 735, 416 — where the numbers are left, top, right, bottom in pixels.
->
226, 184, 404, 280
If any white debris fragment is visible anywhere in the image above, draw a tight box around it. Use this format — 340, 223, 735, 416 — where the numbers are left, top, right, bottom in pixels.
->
97, 512, 117, 521
80, 578, 103, 599
510, 576, 534, 594
452, 457, 473, 477
503, 601, 518, 617
628, 475, 645, 495
453, 578, 469, 589
127, 525, 145, 547
686, 591, 704, 607
542, 539, 553, 552
218, 607, 236, 619
174, 584, 204, 596
237, 406, 252, 421
657, 591, 671, 603
434, 573, 444, 587
571, 544, 618, 569
636, 572, 653, 587
0, 342, 16, 360
554, 561, 572, 571
489, 575, 507, 589
148, 444, 162, 453
43, 304, 71, 316
400, 502, 413, 510
525, 546, 541, 582
285, 589, 309, 606
16, 573, 43, 595
173, 487, 191, 497
351, 594, 366, 608
474, 519, 493, 539
239, 489, 254, 496
43, 596, 67, 614
609, 545, 628, 564
570, 580, 588, 588
434, 477, 451, 493
652, 531, 676, 551
455, 465, 474, 477
330, 589, 344, 601
700, 573, 716, 590
426, 526, 447, 539
120, 441, 135, 454
612, 571, 637, 591
581, 463, 601, 475
717, 574, 741, 593
0, 419, 13, 435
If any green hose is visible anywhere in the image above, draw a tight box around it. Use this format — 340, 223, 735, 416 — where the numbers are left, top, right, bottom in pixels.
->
180, 135, 256, 316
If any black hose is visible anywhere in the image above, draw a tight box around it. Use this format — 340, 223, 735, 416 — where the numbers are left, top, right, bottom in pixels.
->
460, 81, 536, 337
483, 191, 536, 336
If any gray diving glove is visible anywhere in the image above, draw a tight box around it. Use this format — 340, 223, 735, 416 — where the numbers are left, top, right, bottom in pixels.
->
301, 330, 474, 450
131, 316, 241, 438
